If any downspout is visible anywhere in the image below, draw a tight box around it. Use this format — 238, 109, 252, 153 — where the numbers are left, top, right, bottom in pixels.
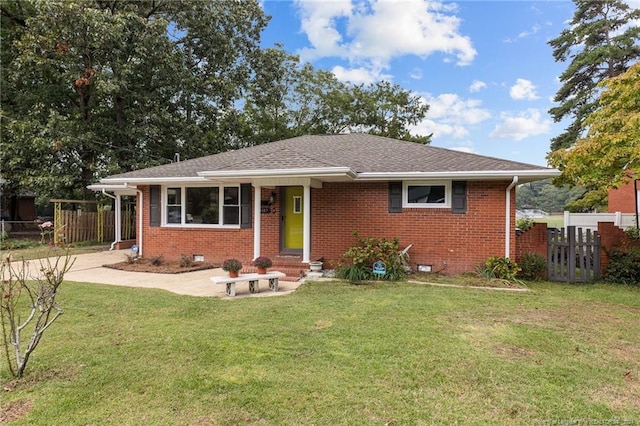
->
135, 188, 143, 257
101, 189, 119, 251
635, 179, 639, 229
505, 176, 519, 258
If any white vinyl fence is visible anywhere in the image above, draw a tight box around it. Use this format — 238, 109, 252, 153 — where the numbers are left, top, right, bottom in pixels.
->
563, 211, 637, 231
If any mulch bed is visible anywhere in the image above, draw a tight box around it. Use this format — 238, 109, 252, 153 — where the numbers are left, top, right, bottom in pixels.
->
104, 258, 218, 274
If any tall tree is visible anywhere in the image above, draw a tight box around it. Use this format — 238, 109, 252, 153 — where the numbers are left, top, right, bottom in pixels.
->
548, 61, 640, 210
548, 0, 640, 151
1, 0, 268, 202
239, 49, 431, 146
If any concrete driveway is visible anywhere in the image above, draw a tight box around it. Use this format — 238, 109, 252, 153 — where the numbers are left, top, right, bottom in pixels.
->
13, 249, 302, 299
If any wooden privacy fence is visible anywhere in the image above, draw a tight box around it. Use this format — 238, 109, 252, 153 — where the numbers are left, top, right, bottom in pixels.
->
547, 226, 601, 282
58, 210, 113, 243
56, 210, 136, 244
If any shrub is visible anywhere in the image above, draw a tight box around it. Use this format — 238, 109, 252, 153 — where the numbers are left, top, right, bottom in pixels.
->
626, 226, 640, 240
477, 256, 521, 281
150, 255, 164, 266
336, 232, 406, 282
516, 218, 535, 232
180, 254, 194, 268
519, 253, 546, 281
604, 247, 640, 285
253, 256, 273, 268
222, 258, 242, 272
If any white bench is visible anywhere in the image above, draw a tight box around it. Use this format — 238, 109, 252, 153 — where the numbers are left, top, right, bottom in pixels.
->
210, 271, 286, 297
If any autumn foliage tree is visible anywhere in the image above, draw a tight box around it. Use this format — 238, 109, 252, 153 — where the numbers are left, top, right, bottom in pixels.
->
548, 62, 640, 209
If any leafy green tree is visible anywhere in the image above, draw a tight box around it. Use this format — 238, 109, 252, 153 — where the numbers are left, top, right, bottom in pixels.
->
1, 0, 268, 202
516, 179, 586, 213
548, 0, 640, 152
548, 62, 640, 209
239, 50, 431, 145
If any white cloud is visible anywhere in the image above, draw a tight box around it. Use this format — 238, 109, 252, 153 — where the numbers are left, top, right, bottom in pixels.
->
469, 80, 487, 93
411, 93, 491, 139
510, 79, 539, 101
410, 68, 423, 80
295, 0, 476, 71
518, 24, 541, 39
450, 146, 475, 154
489, 109, 551, 141
331, 65, 381, 84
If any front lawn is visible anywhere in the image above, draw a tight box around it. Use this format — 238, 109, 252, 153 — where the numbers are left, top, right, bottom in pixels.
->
1, 280, 639, 424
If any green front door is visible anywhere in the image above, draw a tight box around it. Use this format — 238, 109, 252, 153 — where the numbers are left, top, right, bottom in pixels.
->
282, 186, 303, 251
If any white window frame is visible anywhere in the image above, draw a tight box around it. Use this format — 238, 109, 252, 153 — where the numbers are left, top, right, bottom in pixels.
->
403, 181, 451, 208
162, 184, 241, 228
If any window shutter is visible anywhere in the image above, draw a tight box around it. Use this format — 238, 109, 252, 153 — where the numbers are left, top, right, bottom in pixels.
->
451, 181, 467, 214
240, 183, 252, 228
388, 182, 402, 213
149, 185, 160, 227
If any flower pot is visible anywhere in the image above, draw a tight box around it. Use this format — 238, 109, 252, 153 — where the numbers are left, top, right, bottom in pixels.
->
257, 267, 267, 274
309, 261, 323, 272
228, 270, 239, 278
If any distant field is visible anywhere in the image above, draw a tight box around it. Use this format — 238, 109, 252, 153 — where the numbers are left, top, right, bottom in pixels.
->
533, 215, 564, 229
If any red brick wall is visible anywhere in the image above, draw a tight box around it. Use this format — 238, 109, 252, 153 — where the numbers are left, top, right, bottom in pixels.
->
608, 179, 638, 213
139, 186, 255, 264
598, 222, 630, 272
515, 222, 548, 263
311, 181, 514, 275
137, 181, 516, 275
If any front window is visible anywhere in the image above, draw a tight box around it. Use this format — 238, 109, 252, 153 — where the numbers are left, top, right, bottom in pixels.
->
403, 182, 450, 208
167, 188, 182, 223
187, 187, 219, 224
164, 186, 239, 226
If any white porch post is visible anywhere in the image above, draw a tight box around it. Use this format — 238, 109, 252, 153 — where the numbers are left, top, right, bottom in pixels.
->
114, 194, 122, 242
253, 184, 262, 260
303, 184, 311, 263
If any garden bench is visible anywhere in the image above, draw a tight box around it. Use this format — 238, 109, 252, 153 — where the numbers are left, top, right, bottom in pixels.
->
210, 271, 286, 297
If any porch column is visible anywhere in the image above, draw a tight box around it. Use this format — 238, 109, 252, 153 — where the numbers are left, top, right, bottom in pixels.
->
114, 194, 122, 242
303, 184, 311, 263
253, 184, 262, 260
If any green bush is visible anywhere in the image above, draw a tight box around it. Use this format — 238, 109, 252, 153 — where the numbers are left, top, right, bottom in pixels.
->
477, 256, 521, 281
604, 247, 640, 285
336, 232, 406, 282
519, 253, 546, 281
516, 218, 535, 232
624, 226, 640, 241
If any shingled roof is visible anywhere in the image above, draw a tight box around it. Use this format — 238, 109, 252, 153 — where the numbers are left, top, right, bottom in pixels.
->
99, 134, 558, 184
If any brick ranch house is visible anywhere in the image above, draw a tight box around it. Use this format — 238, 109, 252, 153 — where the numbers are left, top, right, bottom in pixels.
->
89, 134, 559, 276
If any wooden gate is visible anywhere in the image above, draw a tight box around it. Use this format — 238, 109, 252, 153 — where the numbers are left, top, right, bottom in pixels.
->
547, 226, 601, 282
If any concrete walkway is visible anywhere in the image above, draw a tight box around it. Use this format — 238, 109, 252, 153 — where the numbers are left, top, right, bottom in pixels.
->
14, 249, 302, 299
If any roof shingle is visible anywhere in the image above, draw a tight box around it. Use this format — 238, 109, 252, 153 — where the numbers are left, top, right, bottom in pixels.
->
103, 133, 553, 180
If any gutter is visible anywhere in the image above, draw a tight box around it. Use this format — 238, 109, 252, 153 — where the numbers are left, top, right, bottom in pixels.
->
635, 179, 639, 229
505, 176, 519, 258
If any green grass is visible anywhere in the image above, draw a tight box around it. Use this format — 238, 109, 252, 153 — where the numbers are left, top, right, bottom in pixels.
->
1, 280, 639, 425
533, 215, 565, 229
1, 242, 110, 261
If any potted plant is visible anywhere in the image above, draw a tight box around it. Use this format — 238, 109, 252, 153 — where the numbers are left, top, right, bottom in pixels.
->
222, 258, 242, 278
253, 256, 273, 274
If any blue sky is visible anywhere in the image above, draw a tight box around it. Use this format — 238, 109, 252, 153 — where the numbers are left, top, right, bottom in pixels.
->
258, 0, 638, 167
